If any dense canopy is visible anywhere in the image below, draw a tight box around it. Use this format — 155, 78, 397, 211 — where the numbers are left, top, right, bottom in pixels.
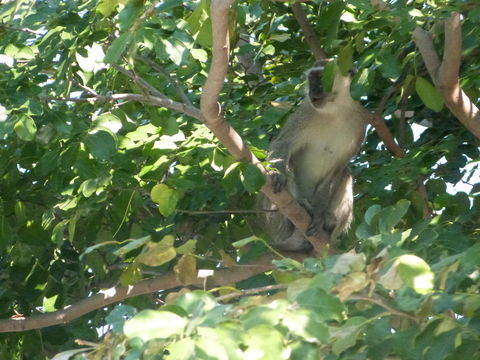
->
0, 0, 480, 359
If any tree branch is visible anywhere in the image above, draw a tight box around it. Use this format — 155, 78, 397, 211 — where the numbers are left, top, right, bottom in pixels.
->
41, 93, 204, 121
113, 64, 168, 99
216, 284, 287, 302
413, 13, 480, 140
349, 294, 418, 322
200, 0, 330, 254
0, 253, 309, 333
0, 23, 41, 35
136, 55, 193, 106
439, 13, 461, 86
368, 114, 405, 158
291, 2, 327, 61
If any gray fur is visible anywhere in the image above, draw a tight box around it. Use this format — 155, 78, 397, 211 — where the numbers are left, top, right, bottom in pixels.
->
260, 66, 367, 251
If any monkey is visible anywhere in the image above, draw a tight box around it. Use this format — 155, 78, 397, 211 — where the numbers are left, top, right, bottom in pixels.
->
259, 63, 367, 251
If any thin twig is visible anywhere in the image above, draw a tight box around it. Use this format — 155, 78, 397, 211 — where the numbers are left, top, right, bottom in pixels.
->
113, 64, 167, 99
41, 93, 204, 120
0, 23, 41, 35
216, 284, 287, 302
291, 3, 327, 61
136, 55, 192, 106
349, 294, 418, 322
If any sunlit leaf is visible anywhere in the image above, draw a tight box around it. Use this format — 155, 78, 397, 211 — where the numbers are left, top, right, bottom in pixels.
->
416, 77, 444, 112
137, 235, 177, 266
150, 184, 179, 216
124, 310, 186, 341
14, 114, 36, 141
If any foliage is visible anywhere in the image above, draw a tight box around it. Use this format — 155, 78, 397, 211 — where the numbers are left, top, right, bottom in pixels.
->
0, 0, 479, 359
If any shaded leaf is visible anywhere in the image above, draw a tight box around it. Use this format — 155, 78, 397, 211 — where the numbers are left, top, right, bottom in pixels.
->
174, 254, 197, 285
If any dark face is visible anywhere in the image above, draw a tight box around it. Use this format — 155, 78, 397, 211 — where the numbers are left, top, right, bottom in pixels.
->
308, 68, 327, 108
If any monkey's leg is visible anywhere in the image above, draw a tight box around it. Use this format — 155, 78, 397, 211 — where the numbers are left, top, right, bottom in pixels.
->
327, 170, 353, 240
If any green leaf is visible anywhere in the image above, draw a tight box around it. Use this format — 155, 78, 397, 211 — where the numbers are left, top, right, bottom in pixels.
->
175, 291, 217, 318
232, 236, 263, 248
5, 44, 35, 60
92, 113, 122, 133
243, 325, 284, 360
322, 61, 337, 92
120, 263, 142, 286
118, 0, 143, 32
283, 309, 329, 342
415, 77, 444, 112
80, 240, 119, 260
14, 114, 36, 141
76, 43, 105, 73
51, 349, 92, 360
379, 199, 410, 234
295, 288, 345, 321
330, 317, 366, 355
176, 239, 197, 254
124, 310, 186, 341
338, 44, 353, 76
222, 162, 242, 191
239, 163, 266, 193
42, 294, 59, 312
397, 255, 434, 294
150, 184, 179, 216
194, 337, 230, 360
241, 306, 282, 330
106, 304, 137, 334
104, 32, 133, 64
379, 254, 434, 294
79, 179, 98, 198
157, 0, 183, 12
165, 338, 196, 360
113, 235, 151, 257
162, 39, 187, 66
137, 235, 177, 266
191, 48, 208, 62
84, 129, 117, 160
379, 51, 402, 80
97, 0, 120, 16
364, 204, 381, 225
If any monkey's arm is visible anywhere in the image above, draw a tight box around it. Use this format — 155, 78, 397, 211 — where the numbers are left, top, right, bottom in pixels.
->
266, 129, 293, 193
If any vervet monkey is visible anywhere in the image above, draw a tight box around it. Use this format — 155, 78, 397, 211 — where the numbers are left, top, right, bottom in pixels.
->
260, 63, 367, 251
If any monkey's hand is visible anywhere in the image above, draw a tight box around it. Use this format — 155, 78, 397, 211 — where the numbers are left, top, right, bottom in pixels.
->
268, 170, 287, 193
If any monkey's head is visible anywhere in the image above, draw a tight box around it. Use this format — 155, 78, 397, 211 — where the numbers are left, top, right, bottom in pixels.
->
306, 63, 353, 109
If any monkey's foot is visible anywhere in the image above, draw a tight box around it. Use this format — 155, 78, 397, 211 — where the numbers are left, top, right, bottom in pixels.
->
269, 171, 287, 193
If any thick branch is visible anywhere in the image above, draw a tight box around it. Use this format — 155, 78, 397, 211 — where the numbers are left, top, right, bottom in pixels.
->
439, 13, 461, 87
412, 28, 441, 81
200, 0, 329, 253
291, 3, 327, 61
413, 13, 480, 140
0, 253, 310, 333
